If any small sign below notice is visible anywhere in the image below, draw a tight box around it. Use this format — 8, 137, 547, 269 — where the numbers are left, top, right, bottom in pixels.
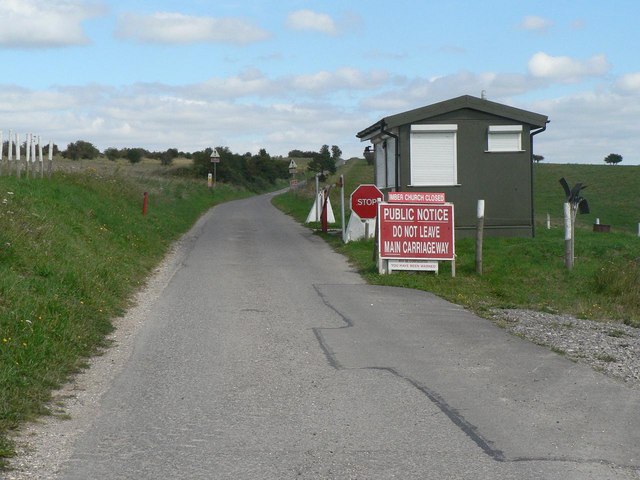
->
388, 260, 439, 273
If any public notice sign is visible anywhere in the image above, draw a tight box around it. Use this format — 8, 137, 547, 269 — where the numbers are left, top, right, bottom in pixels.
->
378, 202, 455, 261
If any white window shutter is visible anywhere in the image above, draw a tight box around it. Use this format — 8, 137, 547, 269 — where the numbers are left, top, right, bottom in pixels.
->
487, 125, 522, 152
410, 125, 457, 186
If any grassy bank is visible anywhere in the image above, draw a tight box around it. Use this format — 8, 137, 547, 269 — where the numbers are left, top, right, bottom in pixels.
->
274, 161, 640, 326
0, 167, 252, 465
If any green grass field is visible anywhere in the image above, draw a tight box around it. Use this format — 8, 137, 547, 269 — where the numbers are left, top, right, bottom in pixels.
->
0, 162, 253, 466
274, 160, 640, 327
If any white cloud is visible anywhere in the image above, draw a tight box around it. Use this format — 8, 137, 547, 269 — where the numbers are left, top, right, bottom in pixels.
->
360, 70, 543, 113
182, 67, 392, 100
290, 68, 390, 93
519, 15, 553, 32
195, 69, 275, 98
0, 0, 103, 48
115, 12, 271, 45
0, 84, 79, 111
614, 72, 640, 94
530, 92, 640, 164
528, 52, 610, 83
286, 10, 338, 35
4, 64, 640, 164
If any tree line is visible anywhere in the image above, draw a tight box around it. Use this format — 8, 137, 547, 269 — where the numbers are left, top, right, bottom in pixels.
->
51, 140, 344, 192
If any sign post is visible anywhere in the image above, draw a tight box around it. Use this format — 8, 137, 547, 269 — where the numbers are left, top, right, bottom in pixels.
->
378, 196, 455, 276
210, 148, 220, 188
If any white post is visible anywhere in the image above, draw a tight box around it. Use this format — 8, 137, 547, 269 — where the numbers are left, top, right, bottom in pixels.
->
637, 223, 640, 238
38, 136, 44, 178
30, 134, 36, 176
15, 133, 21, 178
546, 213, 550, 230
8, 129, 13, 162
48, 139, 53, 178
315, 173, 320, 222
340, 174, 345, 242
476, 200, 485, 275
25, 133, 30, 178
564, 202, 572, 270
595, 217, 600, 225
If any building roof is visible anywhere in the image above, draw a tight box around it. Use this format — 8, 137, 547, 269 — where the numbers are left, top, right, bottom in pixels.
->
357, 95, 549, 140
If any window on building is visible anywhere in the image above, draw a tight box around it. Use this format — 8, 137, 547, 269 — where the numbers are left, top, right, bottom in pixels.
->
373, 138, 397, 189
487, 125, 523, 152
374, 141, 386, 188
410, 124, 458, 186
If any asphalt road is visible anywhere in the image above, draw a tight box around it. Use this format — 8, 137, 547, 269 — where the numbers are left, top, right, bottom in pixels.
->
57, 193, 640, 480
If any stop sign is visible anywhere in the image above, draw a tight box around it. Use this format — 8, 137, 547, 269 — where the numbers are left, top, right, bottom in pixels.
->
350, 184, 384, 219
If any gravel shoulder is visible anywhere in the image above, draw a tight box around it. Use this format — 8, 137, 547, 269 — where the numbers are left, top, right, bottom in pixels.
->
490, 309, 640, 388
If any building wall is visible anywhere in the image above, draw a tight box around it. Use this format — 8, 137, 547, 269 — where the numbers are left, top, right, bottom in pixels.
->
396, 108, 534, 238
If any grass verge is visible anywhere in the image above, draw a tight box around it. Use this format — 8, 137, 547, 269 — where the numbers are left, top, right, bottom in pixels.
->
274, 161, 640, 327
0, 169, 252, 466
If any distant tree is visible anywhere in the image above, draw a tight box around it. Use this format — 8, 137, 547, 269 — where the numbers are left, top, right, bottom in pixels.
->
288, 149, 317, 158
319, 144, 330, 160
604, 153, 623, 165
43, 143, 60, 157
331, 145, 342, 161
125, 148, 143, 164
62, 140, 99, 160
160, 148, 179, 166
533, 154, 544, 163
308, 144, 337, 180
104, 147, 120, 161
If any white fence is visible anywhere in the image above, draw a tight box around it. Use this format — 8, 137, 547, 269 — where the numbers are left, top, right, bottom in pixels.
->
1, 129, 54, 179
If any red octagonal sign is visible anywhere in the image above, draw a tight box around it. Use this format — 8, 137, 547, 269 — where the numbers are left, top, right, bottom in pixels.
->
350, 184, 384, 219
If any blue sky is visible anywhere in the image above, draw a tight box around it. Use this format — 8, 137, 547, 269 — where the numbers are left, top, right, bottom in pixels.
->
1, 0, 640, 164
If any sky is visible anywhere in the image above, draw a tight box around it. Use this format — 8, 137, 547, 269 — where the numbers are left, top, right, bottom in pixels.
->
1, 0, 640, 164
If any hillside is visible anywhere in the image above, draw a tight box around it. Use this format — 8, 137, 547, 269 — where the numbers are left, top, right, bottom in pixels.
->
534, 163, 640, 234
